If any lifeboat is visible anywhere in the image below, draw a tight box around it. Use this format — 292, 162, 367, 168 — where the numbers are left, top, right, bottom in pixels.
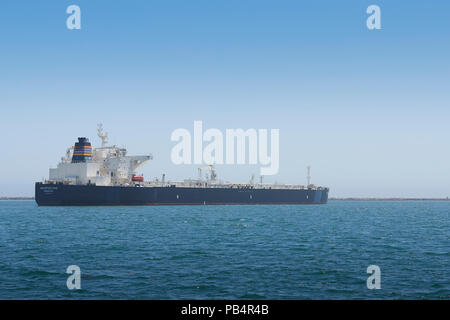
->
132, 175, 144, 182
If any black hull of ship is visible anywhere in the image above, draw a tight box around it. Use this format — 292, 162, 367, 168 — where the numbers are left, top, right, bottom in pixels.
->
35, 182, 329, 206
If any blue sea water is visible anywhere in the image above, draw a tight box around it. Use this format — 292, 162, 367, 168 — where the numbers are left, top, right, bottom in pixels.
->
0, 200, 448, 299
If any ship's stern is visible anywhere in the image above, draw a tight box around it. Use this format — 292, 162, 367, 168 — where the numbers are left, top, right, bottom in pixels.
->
35, 182, 62, 206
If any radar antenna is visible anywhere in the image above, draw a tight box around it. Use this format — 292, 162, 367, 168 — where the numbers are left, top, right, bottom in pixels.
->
97, 123, 108, 148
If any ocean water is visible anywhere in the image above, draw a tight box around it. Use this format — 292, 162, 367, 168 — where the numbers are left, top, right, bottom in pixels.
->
0, 200, 448, 299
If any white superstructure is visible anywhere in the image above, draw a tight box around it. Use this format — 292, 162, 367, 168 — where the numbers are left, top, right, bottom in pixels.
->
48, 124, 152, 186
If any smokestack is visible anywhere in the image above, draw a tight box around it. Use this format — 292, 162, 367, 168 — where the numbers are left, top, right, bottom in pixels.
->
71, 137, 92, 163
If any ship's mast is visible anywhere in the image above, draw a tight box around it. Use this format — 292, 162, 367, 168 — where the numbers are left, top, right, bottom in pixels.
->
199, 165, 217, 182
97, 123, 108, 148
307, 165, 311, 186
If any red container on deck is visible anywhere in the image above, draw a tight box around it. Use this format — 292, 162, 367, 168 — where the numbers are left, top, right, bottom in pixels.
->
132, 175, 144, 182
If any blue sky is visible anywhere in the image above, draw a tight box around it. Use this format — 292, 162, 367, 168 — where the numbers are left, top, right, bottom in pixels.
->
0, 0, 449, 197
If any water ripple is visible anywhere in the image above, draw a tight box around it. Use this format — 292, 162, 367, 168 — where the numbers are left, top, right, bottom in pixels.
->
0, 200, 448, 299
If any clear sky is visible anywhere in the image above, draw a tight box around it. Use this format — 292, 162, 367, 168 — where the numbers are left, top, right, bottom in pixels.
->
0, 0, 449, 197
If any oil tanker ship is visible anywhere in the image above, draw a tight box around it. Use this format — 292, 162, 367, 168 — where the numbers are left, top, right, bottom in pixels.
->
35, 125, 329, 206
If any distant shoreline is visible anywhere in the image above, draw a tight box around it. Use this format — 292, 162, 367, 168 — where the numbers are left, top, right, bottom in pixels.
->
329, 198, 449, 201
0, 197, 448, 201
